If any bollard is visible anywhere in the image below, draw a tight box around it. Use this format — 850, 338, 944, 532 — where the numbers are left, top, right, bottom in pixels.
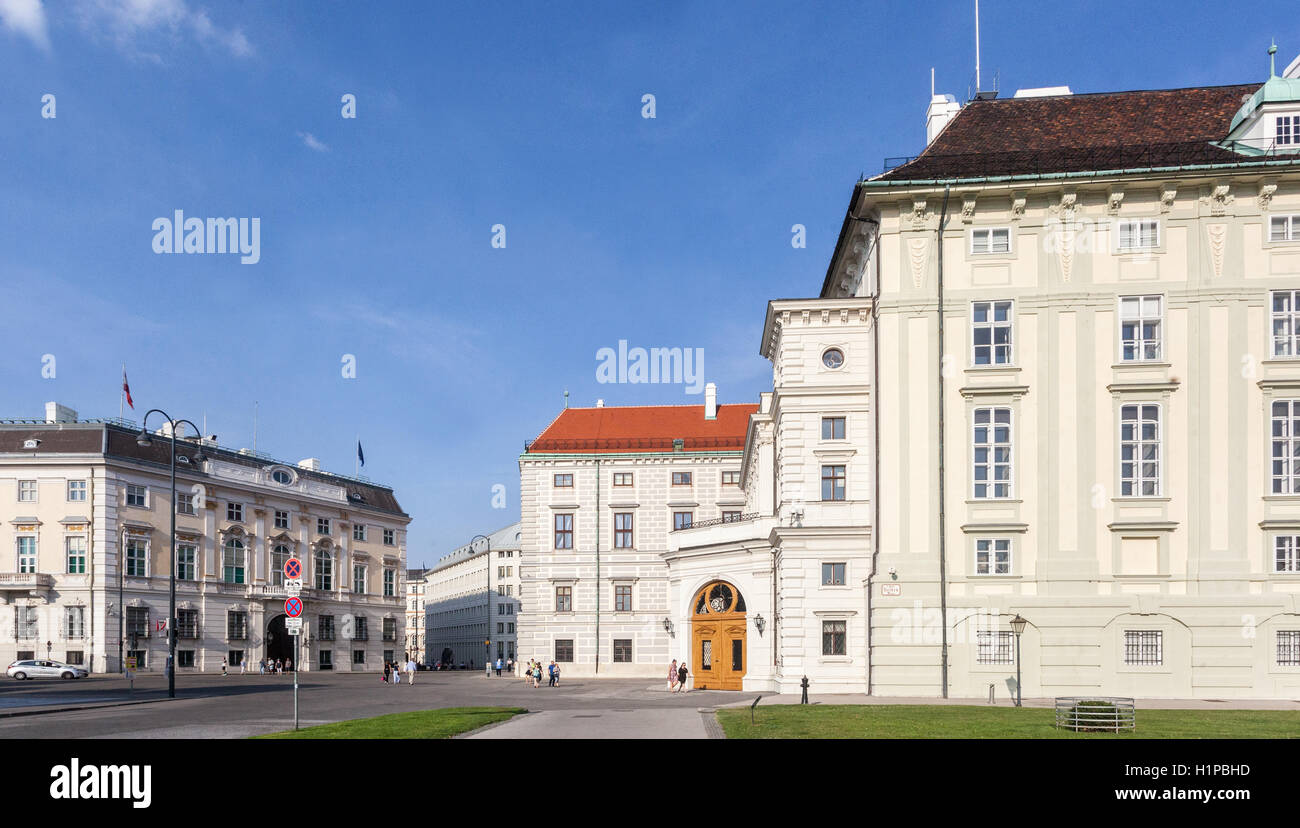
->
800, 675, 809, 704
989, 683, 995, 705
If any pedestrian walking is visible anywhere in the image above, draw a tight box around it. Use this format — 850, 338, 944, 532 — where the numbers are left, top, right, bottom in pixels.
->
676, 662, 689, 692
495, 657, 503, 677
240, 658, 246, 675
668, 659, 678, 691
533, 662, 541, 688
259, 658, 266, 675
275, 658, 283, 674
391, 662, 401, 688
221, 657, 228, 677
547, 661, 556, 687
506, 657, 513, 675
552, 660, 560, 687
383, 661, 391, 683
407, 658, 417, 685
286, 658, 293, 673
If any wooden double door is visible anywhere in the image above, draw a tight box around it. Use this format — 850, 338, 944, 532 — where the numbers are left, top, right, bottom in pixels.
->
691, 581, 747, 691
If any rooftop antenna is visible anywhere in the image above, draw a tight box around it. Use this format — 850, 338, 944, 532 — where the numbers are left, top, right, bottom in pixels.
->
975, 0, 981, 91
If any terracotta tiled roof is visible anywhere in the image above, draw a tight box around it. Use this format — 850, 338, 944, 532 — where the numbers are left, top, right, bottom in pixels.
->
526, 404, 758, 454
878, 84, 1270, 181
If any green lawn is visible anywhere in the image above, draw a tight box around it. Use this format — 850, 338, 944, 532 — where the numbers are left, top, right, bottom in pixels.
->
256, 706, 526, 739
716, 704, 1300, 739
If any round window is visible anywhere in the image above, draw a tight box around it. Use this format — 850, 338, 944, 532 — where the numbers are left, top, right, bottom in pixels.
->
822, 348, 845, 369
272, 469, 293, 485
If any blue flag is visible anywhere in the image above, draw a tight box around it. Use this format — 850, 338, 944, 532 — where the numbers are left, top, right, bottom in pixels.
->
357, 440, 365, 467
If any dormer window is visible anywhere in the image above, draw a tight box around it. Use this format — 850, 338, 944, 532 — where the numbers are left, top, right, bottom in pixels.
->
1271, 215, 1300, 242
970, 227, 1010, 255
1280, 115, 1296, 146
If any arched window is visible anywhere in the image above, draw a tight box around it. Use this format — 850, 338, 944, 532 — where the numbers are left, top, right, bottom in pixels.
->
222, 539, 245, 584
271, 544, 291, 586
315, 545, 333, 591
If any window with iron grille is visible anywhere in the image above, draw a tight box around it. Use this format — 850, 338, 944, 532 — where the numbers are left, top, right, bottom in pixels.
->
970, 227, 1011, 254
126, 607, 149, 639
673, 511, 693, 530
822, 620, 846, 656
614, 512, 633, 548
66, 536, 86, 574
555, 639, 574, 662
1278, 631, 1300, 666
317, 518, 331, 536
972, 301, 1013, 365
1117, 219, 1159, 250
227, 610, 247, 640
1120, 404, 1161, 497
613, 639, 632, 662
17, 536, 36, 574
1123, 630, 1162, 665
821, 562, 846, 585
318, 614, 335, 641
227, 502, 243, 522
64, 606, 85, 640
1275, 536, 1300, 573
15, 606, 38, 640
354, 616, 369, 641
1272, 215, 1300, 243
974, 539, 1012, 575
1119, 295, 1163, 361
176, 609, 199, 639
274, 510, 290, 530
383, 618, 396, 641
976, 630, 1013, 664
554, 514, 574, 549
556, 586, 572, 613
126, 484, 147, 507
554, 473, 573, 488
821, 465, 846, 501
1272, 291, 1300, 357
614, 584, 632, 612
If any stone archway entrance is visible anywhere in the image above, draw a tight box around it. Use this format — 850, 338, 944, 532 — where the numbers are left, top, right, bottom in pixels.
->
691, 581, 747, 690
265, 614, 294, 665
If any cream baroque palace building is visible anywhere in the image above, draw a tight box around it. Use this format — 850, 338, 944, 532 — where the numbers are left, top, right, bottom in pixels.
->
520, 54, 1300, 698
0, 405, 410, 673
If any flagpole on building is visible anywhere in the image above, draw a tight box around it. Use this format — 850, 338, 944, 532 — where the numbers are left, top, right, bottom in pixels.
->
120, 364, 125, 421
355, 434, 359, 477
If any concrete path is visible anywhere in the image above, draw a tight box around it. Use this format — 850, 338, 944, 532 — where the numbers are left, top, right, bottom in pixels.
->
465, 707, 713, 739
716, 693, 1300, 711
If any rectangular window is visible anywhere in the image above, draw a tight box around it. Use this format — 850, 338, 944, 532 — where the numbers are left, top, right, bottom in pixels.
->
354, 617, 368, 641
384, 569, 395, 597
554, 514, 574, 549
352, 650, 365, 665
126, 484, 147, 507
973, 407, 1013, 499
614, 512, 634, 548
1123, 630, 1163, 665
1278, 631, 1300, 666
175, 492, 195, 515
1120, 404, 1161, 497
125, 538, 147, 577
1273, 290, 1300, 357
125, 607, 148, 640
672, 472, 692, 486
821, 465, 846, 501
17, 537, 36, 574
67, 480, 86, 502
976, 630, 1014, 664
66, 651, 85, 666
1279, 115, 1296, 146
1275, 536, 1300, 573
673, 511, 693, 530
317, 518, 331, 536
227, 611, 247, 640
613, 639, 632, 662
18, 480, 37, 502
1271, 215, 1300, 242
554, 473, 573, 488
275, 510, 290, 530
555, 639, 574, 662
613, 472, 633, 487
974, 538, 1012, 575
176, 650, 195, 668
722, 510, 742, 523
1117, 219, 1160, 250
66, 536, 86, 574
821, 417, 846, 440
970, 227, 1011, 254
498, 622, 504, 634
1119, 295, 1163, 361
64, 606, 84, 640
615, 584, 632, 612
383, 618, 396, 642
318, 615, 335, 641
971, 300, 1013, 366
222, 542, 245, 584
1271, 400, 1300, 494
822, 620, 847, 656
721, 470, 740, 486
126, 650, 146, 669
353, 564, 367, 594
176, 609, 198, 639
821, 562, 846, 586
383, 529, 395, 545
15, 606, 38, 640
175, 544, 196, 581
226, 502, 243, 522
318, 649, 333, 670
508, 622, 515, 634
556, 586, 572, 613
353, 524, 367, 541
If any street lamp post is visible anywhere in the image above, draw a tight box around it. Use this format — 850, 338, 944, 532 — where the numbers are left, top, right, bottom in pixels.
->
136, 410, 204, 700
1009, 613, 1028, 707
470, 534, 491, 676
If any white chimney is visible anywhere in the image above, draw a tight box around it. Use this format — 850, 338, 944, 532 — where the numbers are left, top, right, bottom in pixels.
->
44, 402, 77, 423
1012, 86, 1072, 98
298, 458, 322, 471
704, 383, 717, 420
596, 399, 604, 408
926, 94, 960, 145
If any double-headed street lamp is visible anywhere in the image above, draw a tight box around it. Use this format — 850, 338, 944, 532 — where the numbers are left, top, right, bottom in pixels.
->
470, 534, 491, 676
1009, 613, 1028, 707
136, 410, 204, 700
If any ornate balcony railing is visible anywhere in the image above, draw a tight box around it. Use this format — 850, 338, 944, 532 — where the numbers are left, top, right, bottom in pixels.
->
670, 513, 761, 532
0, 573, 55, 590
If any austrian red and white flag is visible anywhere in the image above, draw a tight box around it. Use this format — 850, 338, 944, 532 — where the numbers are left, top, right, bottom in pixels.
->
122, 367, 134, 410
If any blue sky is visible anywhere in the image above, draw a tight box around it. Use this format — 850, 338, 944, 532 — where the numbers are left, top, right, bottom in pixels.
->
1, 0, 1296, 561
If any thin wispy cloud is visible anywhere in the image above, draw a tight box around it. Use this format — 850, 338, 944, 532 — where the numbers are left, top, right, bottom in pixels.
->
297, 131, 329, 153
73, 0, 252, 62
0, 0, 51, 51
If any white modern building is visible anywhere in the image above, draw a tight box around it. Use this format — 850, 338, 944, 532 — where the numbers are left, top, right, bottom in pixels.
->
424, 522, 521, 668
0, 403, 411, 673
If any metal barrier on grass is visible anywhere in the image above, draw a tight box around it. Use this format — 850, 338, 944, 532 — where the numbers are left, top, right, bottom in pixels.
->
1054, 697, 1136, 732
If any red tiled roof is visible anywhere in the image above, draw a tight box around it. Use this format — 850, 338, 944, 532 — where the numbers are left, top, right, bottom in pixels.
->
879, 84, 1268, 181
526, 404, 758, 454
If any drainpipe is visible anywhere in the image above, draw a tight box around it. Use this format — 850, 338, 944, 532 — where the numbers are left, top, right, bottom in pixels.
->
937, 184, 952, 698
594, 457, 601, 675
867, 214, 882, 695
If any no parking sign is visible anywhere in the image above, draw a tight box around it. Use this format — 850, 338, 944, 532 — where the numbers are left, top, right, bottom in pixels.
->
284, 558, 302, 580
285, 597, 303, 618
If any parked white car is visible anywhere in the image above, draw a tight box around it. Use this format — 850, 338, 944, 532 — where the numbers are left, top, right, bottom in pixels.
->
6, 660, 88, 680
